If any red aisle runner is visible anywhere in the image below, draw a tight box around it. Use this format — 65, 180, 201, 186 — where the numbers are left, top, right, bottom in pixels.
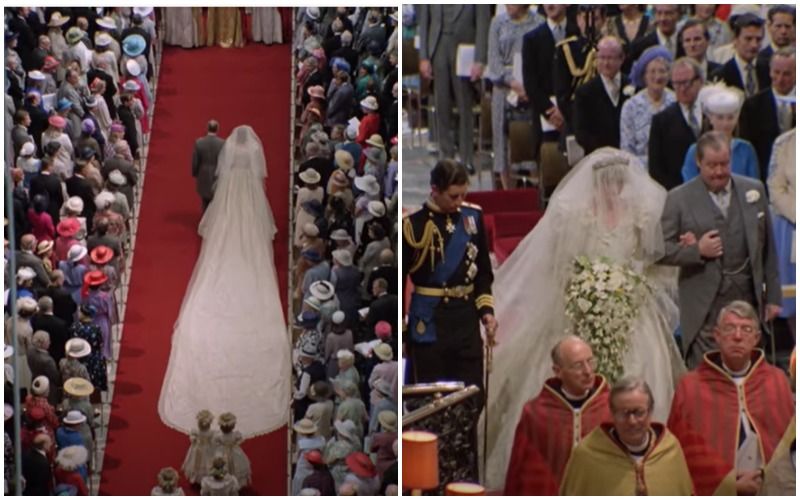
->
99, 44, 291, 495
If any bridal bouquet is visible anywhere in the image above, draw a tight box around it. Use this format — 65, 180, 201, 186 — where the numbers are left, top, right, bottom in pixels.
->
564, 256, 649, 382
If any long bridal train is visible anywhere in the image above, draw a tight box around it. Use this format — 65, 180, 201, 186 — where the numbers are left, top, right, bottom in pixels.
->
159, 125, 290, 437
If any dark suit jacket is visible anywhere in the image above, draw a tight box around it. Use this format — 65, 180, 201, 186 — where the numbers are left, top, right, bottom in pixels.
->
31, 313, 69, 364
117, 105, 139, 159
24, 101, 49, 154
27, 347, 61, 404
648, 102, 698, 190
8, 14, 37, 71
365, 293, 398, 338
628, 31, 660, 72
367, 264, 398, 296
40, 286, 78, 326
86, 233, 123, 259
739, 89, 790, 184
102, 156, 138, 208
22, 449, 53, 496
522, 21, 581, 119
573, 74, 630, 154
710, 57, 771, 95
28, 172, 63, 225
417, 5, 490, 63
756, 46, 774, 88
191, 134, 225, 201
65, 175, 96, 233
87, 68, 117, 120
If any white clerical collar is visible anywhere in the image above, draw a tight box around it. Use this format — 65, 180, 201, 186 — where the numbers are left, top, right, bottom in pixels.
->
624, 432, 651, 454
562, 386, 591, 401
723, 359, 752, 377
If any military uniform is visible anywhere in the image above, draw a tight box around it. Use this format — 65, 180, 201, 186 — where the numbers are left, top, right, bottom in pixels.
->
402, 200, 494, 391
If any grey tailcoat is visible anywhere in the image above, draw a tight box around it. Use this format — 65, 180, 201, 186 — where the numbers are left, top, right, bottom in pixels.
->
659, 174, 781, 354
191, 133, 225, 201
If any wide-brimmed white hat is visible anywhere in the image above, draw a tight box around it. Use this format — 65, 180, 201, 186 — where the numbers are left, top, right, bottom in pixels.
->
68, 244, 88, 263
17, 296, 38, 312
65, 338, 91, 358
334, 419, 357, 440
330, 229, 352, 242
125, 59, 142, 77
16, 267, 37, 283
95, 16, 117, 30
63, 377, 94, 397
360, 96, 379, 111
65, 196, 84, 213
63, 410, 87, 425
302, 222, 319, 237
332, 248, 353, 266
48, 12, 71, 27
365, 134, 385, 149
95, 33, 112, 48
293, 418, 318, 435
309, 280, 335, 301
299, 168, 321, 185
28, 70, 45, 81
367, 200, 386, 218
56, 445, 89, 470
354, 175, 380, 196
20, 142, 36, 156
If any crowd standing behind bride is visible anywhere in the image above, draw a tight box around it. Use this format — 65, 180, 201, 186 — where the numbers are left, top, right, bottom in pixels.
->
403, 4, 795, 496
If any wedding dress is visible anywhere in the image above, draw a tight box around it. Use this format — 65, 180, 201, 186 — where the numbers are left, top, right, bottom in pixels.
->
159, 125, 290, 437
483, 148, 686, 490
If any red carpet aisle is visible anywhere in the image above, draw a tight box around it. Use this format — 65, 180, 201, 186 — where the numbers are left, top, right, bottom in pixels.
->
99, 44, 291, 495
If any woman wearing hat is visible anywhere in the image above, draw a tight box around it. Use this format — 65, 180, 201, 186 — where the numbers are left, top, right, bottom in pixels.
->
68, 303, 108, 392
54, 445, 89, 495
681, 83, 760, 181
88, 78, 113, 139
82, 270, 116, 361
58, 244, 88, 304
362, 135, 387, 181
344, 451, 380, 495
620, 45, 676, 168
294, 168, 324, 248
301, 85, 327, 135
59, 342, 93, 391
91, 32, 120, 87
324, 419, 361, 490
5, 297, 37, 391
330, 248, 361, 327
355, 61, 379, 102
46, 12, 70, 75
27, 194, 56, 243
54, 218, 82, 264
36, 239, 56, 276
62, 377, 95, 434
356, 96, 381, 147
334, 379, 368, 439
93, 191, 126, 240
56, 411, 92, 481
370, 410, 397, 476
291, 417, 325, 494
41, 115, 74, 180
24, 375, 60, 432
304, 381, 334, 440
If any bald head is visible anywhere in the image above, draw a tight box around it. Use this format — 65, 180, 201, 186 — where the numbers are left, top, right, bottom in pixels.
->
20, 234, 37, 251
551, 335, 590, 366
37, 296, 53, 313
378, 248, 394, 265
551, 336, 596, 395
596, 36, 625, 79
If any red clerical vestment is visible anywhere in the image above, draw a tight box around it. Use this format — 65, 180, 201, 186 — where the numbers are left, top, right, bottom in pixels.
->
504, 375, 611, 495
667, 350, 794, 495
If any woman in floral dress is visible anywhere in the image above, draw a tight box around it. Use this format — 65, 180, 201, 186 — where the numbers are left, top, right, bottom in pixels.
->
82, 270, 117, 361
68, 305, 108, 392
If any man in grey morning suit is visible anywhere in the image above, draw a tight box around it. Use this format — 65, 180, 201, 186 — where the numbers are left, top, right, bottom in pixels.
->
659, 131, 782, 368
191, 120, 225, 212
417, 5, 490, 173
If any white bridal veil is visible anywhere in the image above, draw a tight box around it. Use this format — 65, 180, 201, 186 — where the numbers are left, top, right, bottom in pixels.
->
159, 125, 290, 437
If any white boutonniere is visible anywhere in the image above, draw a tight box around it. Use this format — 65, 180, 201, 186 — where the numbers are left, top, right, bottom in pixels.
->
745, 189, 760, 203
622, 85, 635, 97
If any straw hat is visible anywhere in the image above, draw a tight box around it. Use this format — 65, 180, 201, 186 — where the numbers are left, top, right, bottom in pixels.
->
360, 96, 379, 111
329, 169, 349, 188
378, 410, 397, 432
367, 200, 386, 218
16, 296, 38, 312
373, 342, 393, 361
354, 175, 380, 196
36, 240, 54, 256
334, 150, 354, 171
299, 168, 321, 185
365, 134, 385, 149
48, 12, 71, 27
64, 377, 94, 397
302, 222, 320, 238
293, 418, 318, 435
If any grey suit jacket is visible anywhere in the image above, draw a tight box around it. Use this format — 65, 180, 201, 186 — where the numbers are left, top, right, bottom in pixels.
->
660, 175, 781, 352
192, 134, 225, 200
27, 347, 61, 405
417, 5, 490, 64
14, 250, 51, 289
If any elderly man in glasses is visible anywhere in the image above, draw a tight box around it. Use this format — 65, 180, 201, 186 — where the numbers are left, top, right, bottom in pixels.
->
560, 376, 693, 495
504, 336, 611, 495
667, 300, 794, 495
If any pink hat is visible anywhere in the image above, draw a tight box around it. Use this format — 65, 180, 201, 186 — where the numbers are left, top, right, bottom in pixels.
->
374, 321, 392, 339
110, 122, 125, 134
48, 115, 66, 129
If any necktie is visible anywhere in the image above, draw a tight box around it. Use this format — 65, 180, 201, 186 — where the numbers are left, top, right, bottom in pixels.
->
552, 24, 564, 44
745, 63, 757, 97
687, 103, 701, 137
714, 189, 730, 217
778, 101, 793, 132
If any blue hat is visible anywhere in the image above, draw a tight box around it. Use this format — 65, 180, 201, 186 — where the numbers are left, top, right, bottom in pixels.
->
80, 304, 97, 317
56, 98, 72, 112
331, 57, 351, 74
122, 34, 146, 57
5, 30, 18, 41
301, 249, 322, 263
297, 310, 321, 327
631, 45, 672, 89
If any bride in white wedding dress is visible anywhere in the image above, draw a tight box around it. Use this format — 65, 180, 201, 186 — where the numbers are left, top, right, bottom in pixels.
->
159, 125, 290, 437
483, 148, 686, 490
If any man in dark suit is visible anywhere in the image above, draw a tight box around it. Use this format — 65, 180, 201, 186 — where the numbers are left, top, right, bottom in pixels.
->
629, 4, 681, 64
366, 248, 398, 295
418, 5, 490, 173
649, 58, 705, 190
28, 331, 62, 405
365, 277, 397, 340
191, 120, 225, 212
677, 19, 721, 80
710, 13, 769, 98
739, 48, 795, 184
22, 433, 54, 496
522, 4, 579, 150
573, 36, 629, 155
14, 234, 51, 290
65, 160, 96, 234
8, 7, 37, 71
756, 5, 795, 86
41, 271, 78, 326
31, 296, 70, 365
28, 158, 63, 225
117, 93, 139, 160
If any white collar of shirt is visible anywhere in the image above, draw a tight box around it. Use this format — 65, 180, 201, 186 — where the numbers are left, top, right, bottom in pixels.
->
657, 29, 676, 53
735, 53, 755, 80
601, 73, 622, 104
546, 17, 566, 33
